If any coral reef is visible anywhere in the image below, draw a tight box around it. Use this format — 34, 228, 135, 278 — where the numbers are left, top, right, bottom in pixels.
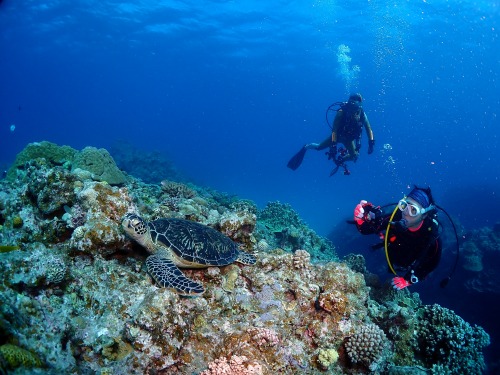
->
461, 225, 500, 294
160, 180, 196, 199
72, 146, 127, 185
5, 141, 76, 181
0, 343, 44, 371
5, 141, 127, 187
0, 142, 491, 374
256, 201, 336, 262
292, 249, 311, 270
110, 140, 184, 184
200, 355, 263, 375
412, 304, 490, 374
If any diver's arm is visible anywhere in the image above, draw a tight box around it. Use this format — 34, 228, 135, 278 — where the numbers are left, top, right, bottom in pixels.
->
363, 112, 374, 142
354, 201, 392, 234
363, 112, 375, 154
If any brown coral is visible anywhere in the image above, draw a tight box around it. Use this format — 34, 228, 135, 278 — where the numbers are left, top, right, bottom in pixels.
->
218, 210, 256, 248
292, 249, 311, 270
318, 289, 348, 316
161, 180, 196, 198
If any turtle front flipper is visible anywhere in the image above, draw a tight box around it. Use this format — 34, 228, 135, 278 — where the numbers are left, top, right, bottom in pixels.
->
146, 254, 204, 296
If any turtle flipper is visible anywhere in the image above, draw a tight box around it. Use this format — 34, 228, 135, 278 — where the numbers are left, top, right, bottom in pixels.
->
236, 251, 257, 265
146, 254, 204, 296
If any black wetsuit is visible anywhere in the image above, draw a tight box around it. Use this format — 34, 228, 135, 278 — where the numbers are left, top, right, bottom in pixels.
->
356, 207, 442, 283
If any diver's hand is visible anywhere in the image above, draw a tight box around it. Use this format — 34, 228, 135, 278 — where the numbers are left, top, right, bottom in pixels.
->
305, 143, 319, 150
354, 200, 376, 225
392, 277, 411, 290
368, 139, 375, 154
390, 219, 408, 231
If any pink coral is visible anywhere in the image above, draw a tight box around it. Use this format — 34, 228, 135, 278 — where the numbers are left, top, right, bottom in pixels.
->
200, 355, 263, 375
248, 327, 280, 348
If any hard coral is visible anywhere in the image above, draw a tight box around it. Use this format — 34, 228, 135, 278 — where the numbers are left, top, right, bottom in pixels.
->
5, 141, 77, 181
0, 343, 43, 371
292, 249, 311, 269
12, 216, 23, 228
345, 323, 387, 368
200, 355, 263, 375
72, 147, 127, 185
247, 327, 280, 349
218, 210, 256, 248
412, 304, 490, 374
258, 201, 302, 233
317, 348, 339, 369
255, 239, 270, 252
161, 180, 196, 198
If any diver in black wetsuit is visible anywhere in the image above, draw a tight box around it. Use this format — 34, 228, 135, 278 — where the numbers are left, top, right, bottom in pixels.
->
353, 186, 442, 290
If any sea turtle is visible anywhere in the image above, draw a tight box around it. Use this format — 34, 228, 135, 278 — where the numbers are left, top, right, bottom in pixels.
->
122, 213, 256, 296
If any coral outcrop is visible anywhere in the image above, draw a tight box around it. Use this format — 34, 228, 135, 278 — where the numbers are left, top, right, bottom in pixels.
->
0, 142, 491, 374
72, 146, 127, 185
461, 225, 500, 294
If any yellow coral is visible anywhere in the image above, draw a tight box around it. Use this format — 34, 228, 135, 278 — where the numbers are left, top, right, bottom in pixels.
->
12, 216, 23, 228
317, 348, 339, 369
0, 344, 43, 370
222, 265, 240, 292
101, 337, 133, 361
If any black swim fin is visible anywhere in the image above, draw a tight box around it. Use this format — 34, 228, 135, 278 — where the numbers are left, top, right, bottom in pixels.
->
287, 146, 307, 171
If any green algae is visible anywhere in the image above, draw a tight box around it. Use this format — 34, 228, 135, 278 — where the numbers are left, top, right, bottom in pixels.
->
0, 245, 20, 253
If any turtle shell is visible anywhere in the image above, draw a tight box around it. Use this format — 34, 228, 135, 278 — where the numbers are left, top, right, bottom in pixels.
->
148, 218, 239, 266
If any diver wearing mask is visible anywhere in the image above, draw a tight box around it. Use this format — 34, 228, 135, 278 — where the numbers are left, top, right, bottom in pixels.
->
353, 186, 442, 290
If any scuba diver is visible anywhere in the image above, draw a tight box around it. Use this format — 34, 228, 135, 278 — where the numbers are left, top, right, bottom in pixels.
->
287, 93, 375, 176
353, 186, 443, 290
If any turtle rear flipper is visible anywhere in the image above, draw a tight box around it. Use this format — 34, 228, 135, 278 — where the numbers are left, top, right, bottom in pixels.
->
236, 251, 257, 265
146, 254, 204, 296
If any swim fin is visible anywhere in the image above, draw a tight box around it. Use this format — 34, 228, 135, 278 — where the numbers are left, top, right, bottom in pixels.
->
287, 146, 307, 170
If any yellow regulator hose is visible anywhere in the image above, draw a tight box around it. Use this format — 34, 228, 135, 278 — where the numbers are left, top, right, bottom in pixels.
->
385, 205, 399, 275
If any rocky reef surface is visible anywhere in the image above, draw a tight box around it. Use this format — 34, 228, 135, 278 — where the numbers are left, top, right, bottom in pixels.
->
0, 142, 491, 374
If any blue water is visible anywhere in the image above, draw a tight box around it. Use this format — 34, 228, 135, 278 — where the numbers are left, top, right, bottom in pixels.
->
0, 0, 499, 368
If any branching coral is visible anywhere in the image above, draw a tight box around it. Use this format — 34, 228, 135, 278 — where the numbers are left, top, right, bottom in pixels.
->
161, 180, 196, 198
412, 304, 490, 374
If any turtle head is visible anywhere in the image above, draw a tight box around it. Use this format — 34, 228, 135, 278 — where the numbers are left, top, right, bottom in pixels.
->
122, 213, 148, 239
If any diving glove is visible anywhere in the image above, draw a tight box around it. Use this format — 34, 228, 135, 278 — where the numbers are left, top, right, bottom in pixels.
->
392, 277, 411, 290
354, 200, 376, 225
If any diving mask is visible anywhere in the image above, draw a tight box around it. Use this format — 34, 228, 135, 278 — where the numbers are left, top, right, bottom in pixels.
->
398, 199, 433, 217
